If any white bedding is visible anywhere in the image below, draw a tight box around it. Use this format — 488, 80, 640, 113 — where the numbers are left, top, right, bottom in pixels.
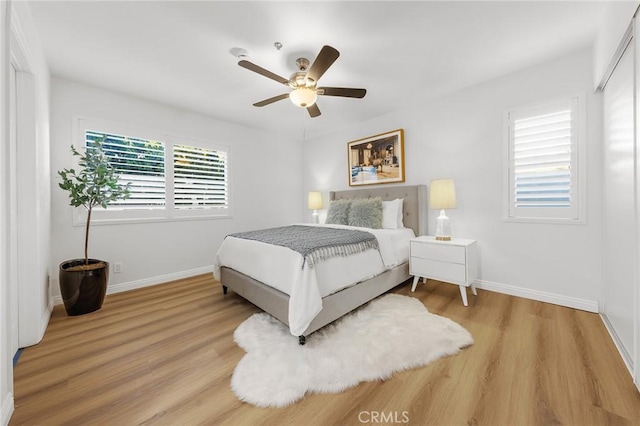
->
214, 224, 415, 335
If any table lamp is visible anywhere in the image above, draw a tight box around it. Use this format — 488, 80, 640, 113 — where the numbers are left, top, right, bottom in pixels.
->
429, 179, 456, 241
308, 191, 323, 224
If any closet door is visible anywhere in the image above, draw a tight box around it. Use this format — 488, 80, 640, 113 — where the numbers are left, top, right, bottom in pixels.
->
602, 35, 636, 370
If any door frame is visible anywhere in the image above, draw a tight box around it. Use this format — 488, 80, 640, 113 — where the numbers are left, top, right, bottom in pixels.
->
10, 11, 38, 349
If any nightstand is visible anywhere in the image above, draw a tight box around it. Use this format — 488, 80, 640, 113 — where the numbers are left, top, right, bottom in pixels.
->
410, 236, 478, 306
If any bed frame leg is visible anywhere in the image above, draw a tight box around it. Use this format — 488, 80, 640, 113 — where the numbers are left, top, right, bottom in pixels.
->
222, 285, 228, 295
298, 335, 306, 345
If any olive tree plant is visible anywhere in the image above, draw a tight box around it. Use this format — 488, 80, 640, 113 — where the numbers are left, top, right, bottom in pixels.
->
58, 140, 131, 266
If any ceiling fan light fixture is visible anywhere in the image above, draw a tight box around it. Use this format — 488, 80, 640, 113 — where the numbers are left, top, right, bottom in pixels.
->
289, 87, 317, 108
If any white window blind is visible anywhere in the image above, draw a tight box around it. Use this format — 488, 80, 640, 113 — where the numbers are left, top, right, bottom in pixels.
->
86, 130, 166, 209
174, 144, 228, 209
513, 109, 572, 207
506, 97, 582, 222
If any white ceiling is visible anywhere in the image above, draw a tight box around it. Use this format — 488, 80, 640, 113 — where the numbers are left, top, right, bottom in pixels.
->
28, 1, 613, 139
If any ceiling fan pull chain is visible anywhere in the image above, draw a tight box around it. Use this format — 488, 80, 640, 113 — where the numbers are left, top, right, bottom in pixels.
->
301, 109, 307, 139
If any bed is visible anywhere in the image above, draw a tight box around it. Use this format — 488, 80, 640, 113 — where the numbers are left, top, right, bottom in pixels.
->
215, 184, 427, 344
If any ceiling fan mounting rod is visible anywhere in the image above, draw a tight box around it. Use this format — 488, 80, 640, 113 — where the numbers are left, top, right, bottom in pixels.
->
296, 57, 310, 71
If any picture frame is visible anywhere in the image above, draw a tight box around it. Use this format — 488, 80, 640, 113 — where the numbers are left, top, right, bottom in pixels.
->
347, 129, 405, 186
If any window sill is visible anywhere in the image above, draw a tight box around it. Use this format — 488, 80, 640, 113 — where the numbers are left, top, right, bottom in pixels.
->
72, 210, 232, 227
503, 216, 586, 226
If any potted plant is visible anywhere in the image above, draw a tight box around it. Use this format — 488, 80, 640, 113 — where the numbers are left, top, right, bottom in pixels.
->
57, 140, 130, 316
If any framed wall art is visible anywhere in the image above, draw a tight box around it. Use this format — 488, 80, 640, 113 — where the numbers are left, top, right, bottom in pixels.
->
347, 129, 405, 186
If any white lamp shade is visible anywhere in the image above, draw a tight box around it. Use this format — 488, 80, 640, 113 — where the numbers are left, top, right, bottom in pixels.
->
308, 191, 323, 210
290, 87, 318, 108
429, 179, 457, 209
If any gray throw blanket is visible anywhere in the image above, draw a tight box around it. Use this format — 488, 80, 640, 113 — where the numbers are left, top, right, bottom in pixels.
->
228, 225, 379, 268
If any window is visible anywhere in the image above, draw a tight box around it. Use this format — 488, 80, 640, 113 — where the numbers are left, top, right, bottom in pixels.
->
504, 95, 585, 223
74, 118, 230, 224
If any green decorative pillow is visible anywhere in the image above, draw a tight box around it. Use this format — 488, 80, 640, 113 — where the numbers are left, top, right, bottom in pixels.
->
325, 199, 352, 225
348, 197, 383, 229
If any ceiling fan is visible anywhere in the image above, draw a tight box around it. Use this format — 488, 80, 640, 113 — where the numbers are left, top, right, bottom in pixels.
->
238, 45, 367, 118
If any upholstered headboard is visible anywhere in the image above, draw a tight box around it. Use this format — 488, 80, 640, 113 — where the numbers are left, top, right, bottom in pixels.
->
329, 184, 428, 236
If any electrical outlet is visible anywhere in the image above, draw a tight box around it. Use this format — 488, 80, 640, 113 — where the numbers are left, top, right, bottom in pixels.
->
113, 262, 122, 273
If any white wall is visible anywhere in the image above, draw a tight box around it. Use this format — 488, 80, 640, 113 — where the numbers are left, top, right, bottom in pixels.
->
302, 49, 602, 310
50, 78, 302, 298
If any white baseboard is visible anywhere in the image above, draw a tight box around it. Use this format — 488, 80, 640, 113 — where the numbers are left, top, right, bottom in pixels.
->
475, 279, 599, 313
52, 265, 215, 306
50, 270, 600, 314
38, 299, 53, 337
1, 392, 14, 426
600, 312, 634, 377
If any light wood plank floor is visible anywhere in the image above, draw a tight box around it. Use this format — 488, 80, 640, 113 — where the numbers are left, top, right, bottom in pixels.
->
10, 274, 640, 425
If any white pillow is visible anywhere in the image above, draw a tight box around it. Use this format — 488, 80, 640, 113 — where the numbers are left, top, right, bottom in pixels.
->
396, 198, 404, 228
382, 198, 403, 229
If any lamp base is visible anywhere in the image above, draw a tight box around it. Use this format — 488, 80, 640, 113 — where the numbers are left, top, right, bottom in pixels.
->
434, 209, 452, 241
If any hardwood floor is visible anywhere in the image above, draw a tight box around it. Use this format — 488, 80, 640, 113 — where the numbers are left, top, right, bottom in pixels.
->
10, 274, 640, 425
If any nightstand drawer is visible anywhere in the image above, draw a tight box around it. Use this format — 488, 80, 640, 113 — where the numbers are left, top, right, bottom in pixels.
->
410, 242, 466, 264
410, 257, 466, 283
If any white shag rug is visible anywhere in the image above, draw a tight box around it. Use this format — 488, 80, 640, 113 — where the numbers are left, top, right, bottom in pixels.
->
231, 293, 473, 408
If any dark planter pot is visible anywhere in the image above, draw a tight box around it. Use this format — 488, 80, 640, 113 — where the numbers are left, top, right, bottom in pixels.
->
59, 259, 109, 316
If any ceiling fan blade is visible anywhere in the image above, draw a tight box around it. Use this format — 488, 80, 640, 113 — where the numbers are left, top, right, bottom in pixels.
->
307, 103, 321, 118
306, 45, 340, 85
238, 60, 290, 86
253, 93, 290, 107
317, 87, 367, 98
